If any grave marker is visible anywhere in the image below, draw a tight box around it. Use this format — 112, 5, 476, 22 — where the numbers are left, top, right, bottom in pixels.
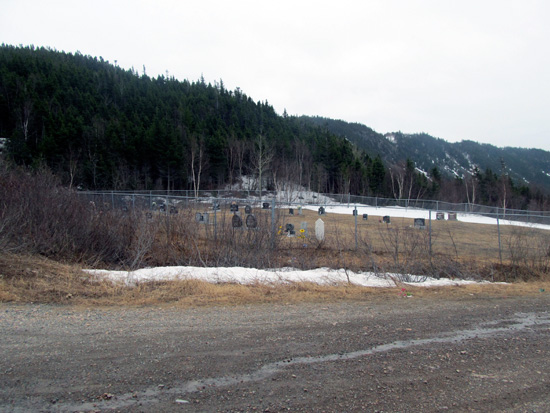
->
246, 214, 258, 229
448, 212, 457, 221
262, 202, 270, 209
414, 218, 426, 229
363, 214, 368, 221
318, 206, 325, 215
383, 216, 391, 224
232, 214, 243, 228
436, 212, 444, 220
315, 218, 325, 241
244, 205, 252, 214
289, 208, 294, 215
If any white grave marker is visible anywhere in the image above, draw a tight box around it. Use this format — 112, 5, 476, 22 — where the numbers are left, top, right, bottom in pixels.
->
315, 218, 325, 241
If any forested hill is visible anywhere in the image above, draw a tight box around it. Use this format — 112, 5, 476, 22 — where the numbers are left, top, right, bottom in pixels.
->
1, 45, 549, 210
0, 45, 380, 194
302, 116, 550, 194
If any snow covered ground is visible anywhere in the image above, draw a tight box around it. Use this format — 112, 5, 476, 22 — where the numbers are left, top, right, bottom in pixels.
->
302, 204, 550, 231
85, 266, 485, 288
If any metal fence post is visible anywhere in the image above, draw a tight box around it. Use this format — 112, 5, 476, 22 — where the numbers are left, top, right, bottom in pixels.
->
497, 209, 502, 265
429, 210, 432, 262
354, 204, 358, 250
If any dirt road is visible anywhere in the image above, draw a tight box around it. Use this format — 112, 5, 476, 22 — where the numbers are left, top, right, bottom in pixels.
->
1, 295, 550, 412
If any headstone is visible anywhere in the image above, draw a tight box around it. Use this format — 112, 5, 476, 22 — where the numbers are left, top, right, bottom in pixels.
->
352, 209, 358, 216
195, 212, 209, 224
170, 206, 178, 214
363, 214, 368, 221
318, 206, 325, 215
448, 212, 457, 221
232, 214, 243, 228
159, 204, 166, 212
289, 208, 294, 215
244, 205, 252, 214
298, 206, 303, 215
315, 218, 325, 241
436, 212, 444, 220
383, 216, 391, 224
285, 223, 295, 233
262, 202, 270, 209
246, 214, 258, 229
414, 218, 426, 229
230, 202, 238, 212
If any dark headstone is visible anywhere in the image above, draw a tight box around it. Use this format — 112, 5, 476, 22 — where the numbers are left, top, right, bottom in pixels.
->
363, 214, 368, 221
318, 207, 325, 215
246, 214, 258, 229
383, 216, 391, 224
159, 204, 166, 212
289, 208, 294, 215
352, 209, 358, 216
244, 205, 252, 214
230, 202, 238, 212
262, 202, 270, 209
232, 214, 243, 228
170, 206, 178, 214
436, 212, 444, 220
414, 218, 426, 229
285, 223, 295, 232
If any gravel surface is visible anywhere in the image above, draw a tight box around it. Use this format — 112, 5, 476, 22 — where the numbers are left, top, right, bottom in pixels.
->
1, 295, 550, 412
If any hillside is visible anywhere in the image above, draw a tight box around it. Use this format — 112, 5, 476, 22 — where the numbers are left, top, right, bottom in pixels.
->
302, 116, 550, 192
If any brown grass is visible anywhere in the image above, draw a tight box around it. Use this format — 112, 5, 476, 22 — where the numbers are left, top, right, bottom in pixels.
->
2, 252, 549, 306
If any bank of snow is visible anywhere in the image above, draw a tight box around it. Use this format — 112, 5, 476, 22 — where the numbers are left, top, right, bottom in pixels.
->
85, 266, 484, 288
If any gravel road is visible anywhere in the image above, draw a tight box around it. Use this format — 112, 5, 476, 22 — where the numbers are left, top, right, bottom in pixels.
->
1, 295, 550, 412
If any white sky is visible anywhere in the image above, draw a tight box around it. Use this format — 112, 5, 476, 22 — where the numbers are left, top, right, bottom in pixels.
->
1, 0, 549, 150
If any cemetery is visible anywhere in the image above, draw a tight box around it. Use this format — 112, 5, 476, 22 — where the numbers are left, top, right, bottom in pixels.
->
106, 193, 550, 282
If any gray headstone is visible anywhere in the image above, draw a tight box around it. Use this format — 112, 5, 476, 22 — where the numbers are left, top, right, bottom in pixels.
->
436, 212, 444, 220
448, 212, 457, 221
245, 205, 252, 214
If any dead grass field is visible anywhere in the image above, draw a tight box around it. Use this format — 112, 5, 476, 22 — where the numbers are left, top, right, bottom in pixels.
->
2, 252, 550, 306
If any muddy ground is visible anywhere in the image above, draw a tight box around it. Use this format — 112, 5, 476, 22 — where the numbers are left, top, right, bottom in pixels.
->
1, 294, 550, 412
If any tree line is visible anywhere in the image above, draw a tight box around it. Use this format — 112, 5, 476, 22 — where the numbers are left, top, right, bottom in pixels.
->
0, 45, 548, 210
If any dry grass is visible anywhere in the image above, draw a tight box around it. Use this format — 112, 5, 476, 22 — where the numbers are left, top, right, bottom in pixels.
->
2, 252, 549, 306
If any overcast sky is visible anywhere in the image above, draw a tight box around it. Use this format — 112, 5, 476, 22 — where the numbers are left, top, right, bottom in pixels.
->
2, 0, 549, 150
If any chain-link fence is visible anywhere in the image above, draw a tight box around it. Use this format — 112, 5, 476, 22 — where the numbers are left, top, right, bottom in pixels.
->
77, 190, 550, 279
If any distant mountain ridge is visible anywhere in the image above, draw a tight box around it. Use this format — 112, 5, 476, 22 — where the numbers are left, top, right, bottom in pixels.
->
301, 116, 550, 191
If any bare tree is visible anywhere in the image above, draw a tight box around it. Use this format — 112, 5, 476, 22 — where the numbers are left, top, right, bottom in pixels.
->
190, 134, 208, 198
250, 134, 274, 199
